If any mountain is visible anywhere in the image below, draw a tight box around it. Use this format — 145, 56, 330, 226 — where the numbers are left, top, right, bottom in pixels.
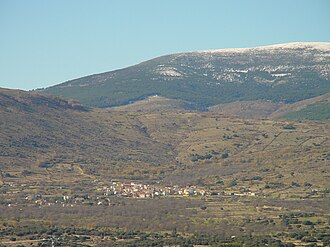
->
41, 42, 330, 108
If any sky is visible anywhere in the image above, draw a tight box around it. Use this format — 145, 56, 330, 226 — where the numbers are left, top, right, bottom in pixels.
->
1, 0, 330, 90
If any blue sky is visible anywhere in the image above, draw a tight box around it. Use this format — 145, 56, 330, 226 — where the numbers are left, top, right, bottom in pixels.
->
1, 0, 329, 90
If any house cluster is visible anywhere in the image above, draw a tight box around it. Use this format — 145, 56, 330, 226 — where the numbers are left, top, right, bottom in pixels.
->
4, 181, 208, 208
100, 181, 207, 199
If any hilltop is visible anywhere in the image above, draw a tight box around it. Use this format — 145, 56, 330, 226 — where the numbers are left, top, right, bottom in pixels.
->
0, 87, 87, 112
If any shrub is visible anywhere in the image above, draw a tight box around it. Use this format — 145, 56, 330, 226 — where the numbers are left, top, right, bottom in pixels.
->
221, 153, 229, 159
303, 220, 314, 226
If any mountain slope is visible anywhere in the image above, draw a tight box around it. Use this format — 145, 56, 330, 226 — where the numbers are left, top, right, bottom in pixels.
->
109, 95, 203, 112
0, 88, 176, 180
42, 42, 330, 108
0, 87, 87, 112
272, 92, 330, 120
1, 87, 330, 240
208, 92, 330, 120
208, 100, 284, 118
2, 87, 329, 186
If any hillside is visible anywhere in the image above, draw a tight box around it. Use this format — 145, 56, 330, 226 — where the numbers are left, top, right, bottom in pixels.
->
0, 88, 329, 246
2, 88, 329, 186
0, 87, 87, 112
208, 100, 284, 118
272, 92, 330, 120
109, 93, 330, 120
41, 42, 330, 108
207, 92, 330, 120
109, 95, 203, 112
0, 88, 176, 182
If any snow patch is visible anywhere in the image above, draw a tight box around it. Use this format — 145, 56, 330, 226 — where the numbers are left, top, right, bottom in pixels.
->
155, 67, 183, 77
272, 73, 291, 77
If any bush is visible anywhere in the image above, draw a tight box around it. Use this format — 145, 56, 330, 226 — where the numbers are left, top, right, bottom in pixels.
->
191, 153, 213, 162
221, 153, 229, 159
303, 220, 314, 226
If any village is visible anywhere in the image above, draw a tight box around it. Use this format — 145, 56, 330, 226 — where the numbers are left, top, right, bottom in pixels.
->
100, 181, 207, 198
1, 180, 260, 208
31, 181, 209, 207
1, 181, 205, 208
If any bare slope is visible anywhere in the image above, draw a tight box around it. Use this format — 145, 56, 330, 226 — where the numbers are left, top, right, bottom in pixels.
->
0, 88, 175, 182
1, 88, 329, 190
208, 100, 284, 118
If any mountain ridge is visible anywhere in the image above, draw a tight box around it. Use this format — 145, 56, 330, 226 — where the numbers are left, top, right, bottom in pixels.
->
195, 42, 330, 53
41, 42, 330, 108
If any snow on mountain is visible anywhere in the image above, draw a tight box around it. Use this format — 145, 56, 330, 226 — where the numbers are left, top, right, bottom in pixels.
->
196, 42, 330, 54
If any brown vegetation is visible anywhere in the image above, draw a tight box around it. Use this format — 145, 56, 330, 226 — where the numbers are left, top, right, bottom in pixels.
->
0, 88, 329, 245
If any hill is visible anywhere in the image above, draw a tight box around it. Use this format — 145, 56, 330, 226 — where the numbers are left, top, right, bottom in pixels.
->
272, 92, 330, 120
2, 88, 329, 186
0, 87, 329, 247
1, 88, 329, 246
0, 87, 87, 112
41, 42, 330, 108
208, 100, 284, 118
109, 95, 203, 112
0, 88, 176, 182
207, 92, 330, 120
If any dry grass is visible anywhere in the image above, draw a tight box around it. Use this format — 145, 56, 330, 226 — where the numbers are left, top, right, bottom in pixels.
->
0, 89, 329, 241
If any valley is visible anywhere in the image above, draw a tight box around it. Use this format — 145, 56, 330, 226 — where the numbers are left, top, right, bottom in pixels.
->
1, 0, 329, 243
0, 88, 329, 246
